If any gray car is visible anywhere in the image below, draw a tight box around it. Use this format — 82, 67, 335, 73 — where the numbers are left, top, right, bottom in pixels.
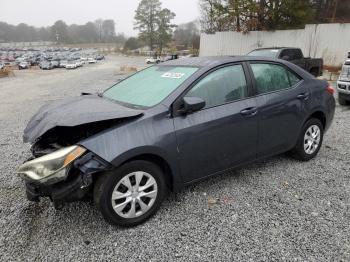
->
17, 56, 335, 226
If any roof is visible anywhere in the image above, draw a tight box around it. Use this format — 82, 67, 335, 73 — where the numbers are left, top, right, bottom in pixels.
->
160, 56, 280, 68
252, 47, 302, 51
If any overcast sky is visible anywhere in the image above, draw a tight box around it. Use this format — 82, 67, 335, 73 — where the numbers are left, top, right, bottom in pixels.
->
1, 0, 200, 36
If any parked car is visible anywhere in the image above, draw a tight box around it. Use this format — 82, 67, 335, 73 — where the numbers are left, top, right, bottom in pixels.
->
50, 60, 60, 68
146, 57, 161, 64
248, 47, 323, 77
161, 54, 178, 62
88, 57, 97, 64
17, 57, 335, 227
76, 59, 84, 67
18, 61, 30, 70
96, 55, 105, 61
39, 61, 53, 70
65, 61, 78, 69
337, 52, 350, 105
59, 60, 68, 68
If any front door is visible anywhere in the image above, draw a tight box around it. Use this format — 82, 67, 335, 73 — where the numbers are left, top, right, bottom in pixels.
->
173, 64, 258, 183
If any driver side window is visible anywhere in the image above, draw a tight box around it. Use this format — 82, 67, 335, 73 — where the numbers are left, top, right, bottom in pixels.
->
185, 65, 247, 109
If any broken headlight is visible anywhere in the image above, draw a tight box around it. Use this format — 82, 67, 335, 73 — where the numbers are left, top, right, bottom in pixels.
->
17, 145, 86, 184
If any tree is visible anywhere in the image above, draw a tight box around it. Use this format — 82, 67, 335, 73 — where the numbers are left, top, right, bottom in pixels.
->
312, 0, 350, 23
134, 0, 162, 50
156, 8, 176, 53
199, 0, 229, 34
102, 19, 116, 42
124, 37, 142, 51
173, 21, 200, 50
199, 0, 316, 33
51, 20, 69, 43
94, 19, 103, 42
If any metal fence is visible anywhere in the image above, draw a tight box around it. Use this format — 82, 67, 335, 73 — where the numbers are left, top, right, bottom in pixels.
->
200, 23, 350, 66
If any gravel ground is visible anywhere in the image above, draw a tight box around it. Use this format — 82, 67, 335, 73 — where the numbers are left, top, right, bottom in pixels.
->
0, 56, 349, 261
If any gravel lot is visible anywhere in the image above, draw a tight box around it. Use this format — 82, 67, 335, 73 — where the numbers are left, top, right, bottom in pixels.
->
0, 56, 349, 261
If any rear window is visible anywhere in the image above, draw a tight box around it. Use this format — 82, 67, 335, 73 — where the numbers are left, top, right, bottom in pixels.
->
250, 63, 302, 94
248, 49, 279, 58
104, 66, 198, 108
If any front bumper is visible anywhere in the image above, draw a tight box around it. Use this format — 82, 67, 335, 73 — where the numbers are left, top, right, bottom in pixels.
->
22, 151, 111, 207
337, 80, 350, 94
337, 80, 350, 102
25, 173, 93, 207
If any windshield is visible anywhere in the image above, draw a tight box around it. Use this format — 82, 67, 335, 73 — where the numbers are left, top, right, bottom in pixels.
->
103, 66, 198, 108
248, 49, 279, 58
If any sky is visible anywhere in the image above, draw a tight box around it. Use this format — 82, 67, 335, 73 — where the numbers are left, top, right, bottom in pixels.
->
1, 0, 200, 36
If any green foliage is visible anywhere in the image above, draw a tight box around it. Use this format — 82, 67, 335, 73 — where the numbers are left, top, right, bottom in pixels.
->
200, 0, 318, 33
134, 0, 162, 50
157, 8, 176, 53
134, 0, 176, 52
123, 37, 142, 51
262, 0, 315, 30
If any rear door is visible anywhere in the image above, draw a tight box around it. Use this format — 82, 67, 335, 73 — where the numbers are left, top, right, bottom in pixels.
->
248, 62, 309, 158
173, 63, 258, 182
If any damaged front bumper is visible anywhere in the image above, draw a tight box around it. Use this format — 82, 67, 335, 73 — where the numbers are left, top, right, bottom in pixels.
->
18, 148, 111, 207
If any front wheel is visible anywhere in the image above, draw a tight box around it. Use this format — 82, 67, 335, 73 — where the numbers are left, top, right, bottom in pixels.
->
94, 160, 167, 227
290, 118, 324, 161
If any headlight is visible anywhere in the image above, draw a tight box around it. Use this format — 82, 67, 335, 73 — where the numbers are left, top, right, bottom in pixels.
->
17, 145, 86, 183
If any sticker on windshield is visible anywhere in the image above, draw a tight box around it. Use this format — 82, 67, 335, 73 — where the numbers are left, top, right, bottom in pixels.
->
161, 72, 185, 79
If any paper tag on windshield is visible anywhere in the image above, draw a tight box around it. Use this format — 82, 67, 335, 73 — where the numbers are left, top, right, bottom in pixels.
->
162, 72, 185, 79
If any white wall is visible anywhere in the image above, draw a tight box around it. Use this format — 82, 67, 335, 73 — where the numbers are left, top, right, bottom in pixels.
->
200, 23, 350, 66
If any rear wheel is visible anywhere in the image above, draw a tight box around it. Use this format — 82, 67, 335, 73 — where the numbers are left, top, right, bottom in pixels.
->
290, 118, 324, 161
94, 160, 167, 227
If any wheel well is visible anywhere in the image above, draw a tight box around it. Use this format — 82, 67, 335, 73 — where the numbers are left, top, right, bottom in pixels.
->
122, 154, 174, 191
309, 111, 326, 129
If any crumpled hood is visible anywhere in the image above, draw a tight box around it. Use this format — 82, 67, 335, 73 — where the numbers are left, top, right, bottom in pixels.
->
23, 95, 144, 143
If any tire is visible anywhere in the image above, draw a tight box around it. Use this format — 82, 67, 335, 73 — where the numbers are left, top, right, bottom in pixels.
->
338, 96, 348, 106
94, 160, 167, 227
290, 118, 324, 161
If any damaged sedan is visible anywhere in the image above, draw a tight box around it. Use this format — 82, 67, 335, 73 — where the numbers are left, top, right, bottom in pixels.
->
18, 57, 335, 226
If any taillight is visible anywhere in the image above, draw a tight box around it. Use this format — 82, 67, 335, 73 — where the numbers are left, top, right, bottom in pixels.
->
326, 85, 335, 96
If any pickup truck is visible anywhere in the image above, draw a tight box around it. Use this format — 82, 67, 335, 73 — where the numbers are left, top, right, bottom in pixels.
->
337, 52, 350, 105
248, 47, 323, 77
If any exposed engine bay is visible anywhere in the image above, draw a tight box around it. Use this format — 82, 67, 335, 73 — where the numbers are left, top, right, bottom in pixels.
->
30, 119, 124, 158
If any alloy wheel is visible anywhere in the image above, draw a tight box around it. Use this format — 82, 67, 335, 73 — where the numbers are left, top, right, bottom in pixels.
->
111, 171, 158, 218
304, 125, 321, 155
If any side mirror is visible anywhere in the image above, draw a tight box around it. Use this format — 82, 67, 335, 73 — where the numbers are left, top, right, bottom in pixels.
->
179, 97, 206, 115
281, 55, 290, 61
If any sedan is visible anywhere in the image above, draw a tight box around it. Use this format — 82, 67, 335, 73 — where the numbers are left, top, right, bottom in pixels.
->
17, 57, 335, 226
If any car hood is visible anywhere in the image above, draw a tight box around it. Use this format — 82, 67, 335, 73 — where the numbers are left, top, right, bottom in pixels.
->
23, 95, 144, 143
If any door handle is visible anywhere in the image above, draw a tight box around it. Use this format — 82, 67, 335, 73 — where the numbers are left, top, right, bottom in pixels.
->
297, 93, 309, 100
240, 107, 258, 117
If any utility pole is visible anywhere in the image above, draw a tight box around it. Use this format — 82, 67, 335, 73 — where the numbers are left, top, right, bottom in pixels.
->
55, 31, 60, 44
